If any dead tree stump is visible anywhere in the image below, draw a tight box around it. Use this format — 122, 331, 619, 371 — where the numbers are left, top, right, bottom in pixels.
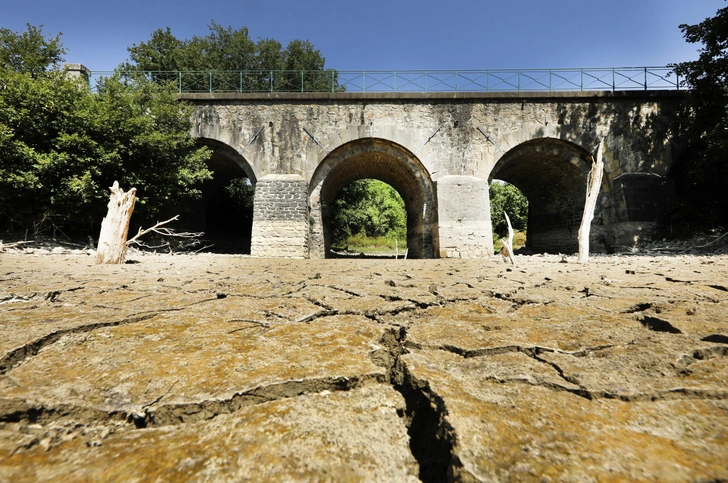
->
577, 142, 604, 264
95, 181, 137, 264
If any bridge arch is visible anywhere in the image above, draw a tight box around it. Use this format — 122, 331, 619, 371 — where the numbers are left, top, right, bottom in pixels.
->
490, 138, 604, 253
309, 138, 438, 259
195, 138, 257, 253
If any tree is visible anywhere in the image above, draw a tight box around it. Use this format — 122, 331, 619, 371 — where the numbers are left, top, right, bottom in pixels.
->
0, 25, 211, 236
122, 22, 338, 92
330, 180, 407, 246
489, 181, 528, 239
0, 24, 65, 76
671, 6, 728, 229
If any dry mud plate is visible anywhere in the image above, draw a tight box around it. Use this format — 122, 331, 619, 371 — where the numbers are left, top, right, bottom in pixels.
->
1, 252, 727, 482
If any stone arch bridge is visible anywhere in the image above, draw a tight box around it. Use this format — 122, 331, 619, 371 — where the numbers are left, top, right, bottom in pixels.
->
181, 90, 682, 258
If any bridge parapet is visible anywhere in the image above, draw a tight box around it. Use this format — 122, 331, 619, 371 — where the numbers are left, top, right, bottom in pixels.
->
91, 67, 680, 94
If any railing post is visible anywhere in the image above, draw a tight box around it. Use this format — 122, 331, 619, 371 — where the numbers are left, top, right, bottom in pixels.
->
270, 71, 273, 92
518, 69, 521, 92
209, 71, 212, 93
581, 69, 584, 91
425, 71, 428, 93
179, 71, 182, 93
363, 71, 366, 92
332, 70, 335, 93
301, 70, 304, 92
612, 68, 615, 91
486, 70, 490, 92
394, 71, 397, 92
549, 69, 552, 92
456, 70, 459, 92
239, 71, 242, 93
644, 67, 648, 90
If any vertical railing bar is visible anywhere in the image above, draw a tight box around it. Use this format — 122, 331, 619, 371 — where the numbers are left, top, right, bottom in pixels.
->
179, 71, 182, 93
301, 70, 304, 92
239, 71, 242, 93
270, 71, 273, 92
612, 68, 615, 91
644, 67, 648, 90
363, 71, 366, 92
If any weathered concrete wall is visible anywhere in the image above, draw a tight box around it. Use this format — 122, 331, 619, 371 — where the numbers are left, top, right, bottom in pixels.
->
182, 91, 682, 258
436, 175, 492, 258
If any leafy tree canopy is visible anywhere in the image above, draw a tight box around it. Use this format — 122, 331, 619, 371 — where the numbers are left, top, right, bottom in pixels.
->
0, 25, 211, 236
121, 22, 336, 92
671, 6, 728, 228
0, 24, 65, 76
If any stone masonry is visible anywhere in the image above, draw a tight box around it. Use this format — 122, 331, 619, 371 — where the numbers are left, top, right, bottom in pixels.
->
181, 91, 683, 258
250, 175, 309, 258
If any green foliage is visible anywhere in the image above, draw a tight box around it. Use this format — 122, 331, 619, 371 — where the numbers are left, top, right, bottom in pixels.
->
221, 177, 254, 212
489, 181, 528, 240
0, 24, 65, 76
330, 179, 407, 247
122, 22, 338, 92
493, 230, 527, 253
0, 25, 211, 235
671, 6, 728, 228
342, 233, 404, 252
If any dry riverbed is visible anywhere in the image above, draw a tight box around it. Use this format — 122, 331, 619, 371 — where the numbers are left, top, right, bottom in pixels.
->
0, 250, 727, 482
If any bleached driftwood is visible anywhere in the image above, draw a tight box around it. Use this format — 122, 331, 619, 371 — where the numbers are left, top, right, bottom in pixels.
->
95, 181, 136, 264
577, 142, 605, 264
501, 211, 517, 266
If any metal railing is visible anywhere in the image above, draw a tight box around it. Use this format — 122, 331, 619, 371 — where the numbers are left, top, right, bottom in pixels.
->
89, 67, 680, 94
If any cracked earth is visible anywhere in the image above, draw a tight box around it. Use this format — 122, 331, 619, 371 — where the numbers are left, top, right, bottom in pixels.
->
0, 252, 727, 482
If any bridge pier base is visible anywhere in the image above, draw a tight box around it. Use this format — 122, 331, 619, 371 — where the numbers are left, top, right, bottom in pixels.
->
435, 176, 493, 258
250, 175, 309, 258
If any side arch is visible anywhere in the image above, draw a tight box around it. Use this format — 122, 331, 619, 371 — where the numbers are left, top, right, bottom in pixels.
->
490, 138, 603, 253
309, 138, 438, 259
191, 138, 257, 253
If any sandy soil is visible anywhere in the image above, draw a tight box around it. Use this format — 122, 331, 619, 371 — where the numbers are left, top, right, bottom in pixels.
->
0, 250, 727, 482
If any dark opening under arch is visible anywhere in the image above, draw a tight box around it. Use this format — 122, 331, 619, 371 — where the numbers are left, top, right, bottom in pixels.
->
490, 138, 596, 253
194, 138, 257, 254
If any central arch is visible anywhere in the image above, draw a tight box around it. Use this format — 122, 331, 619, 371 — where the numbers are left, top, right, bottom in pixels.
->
309, 138, 438, 259
490, 138, 600, 253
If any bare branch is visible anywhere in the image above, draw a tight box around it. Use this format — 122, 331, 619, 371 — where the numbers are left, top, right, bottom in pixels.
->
126, 215, 204, 248
126, 216, 178, 246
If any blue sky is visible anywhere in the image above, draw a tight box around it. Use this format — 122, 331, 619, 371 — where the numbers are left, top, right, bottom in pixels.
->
2, 0, 725, 72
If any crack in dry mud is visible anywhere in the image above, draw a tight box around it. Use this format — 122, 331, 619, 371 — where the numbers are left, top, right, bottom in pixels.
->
0, 313, 159, 375
426, 341, 728, 403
